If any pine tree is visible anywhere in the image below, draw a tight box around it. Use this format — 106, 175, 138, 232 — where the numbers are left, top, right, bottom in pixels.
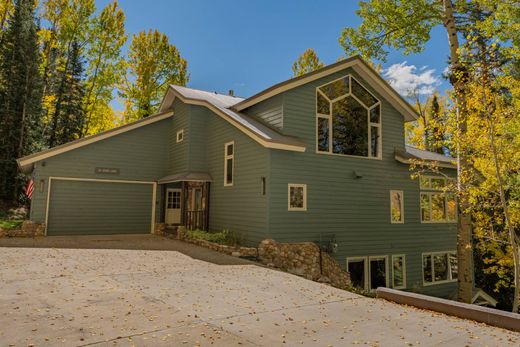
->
0, 0, 43, 203
48, 41, 86, 147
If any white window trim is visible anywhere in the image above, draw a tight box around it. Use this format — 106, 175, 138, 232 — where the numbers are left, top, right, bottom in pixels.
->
288, 183, 307, 211
422, 251, 458, 286
224, 141, 234, 187
420, 192, 457, 224
176, 129, 184, 143
315, 74, 382, 160
391, 254, 407, 289
390, 190, 404, 224
368, 255, 389, 291
346, 256, 368, 291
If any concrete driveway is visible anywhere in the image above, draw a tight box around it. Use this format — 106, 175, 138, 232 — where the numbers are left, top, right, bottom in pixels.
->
0, 244, 518, 346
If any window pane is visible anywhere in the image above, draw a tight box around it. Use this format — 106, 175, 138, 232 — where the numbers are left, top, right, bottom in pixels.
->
370, 258, 387, 289
390, 191, 403, 222
434, 254, 448, 281
420, 177, 430, 189
226, 144, 233, 156
317, 92, 330, 114
393, 256, 405, 288
226, 158, 233, 184
290, 186, 304, 208
348, 260, 365, 289
420, 193, 430, 221
423, 255, 432, 283
431, 193, 446, 221
317, 117, 329, 152
370, 104, 380, 123
332, 96, 368, 156
447, 194, 457, 221
370, 126, 380, 158
351, 77, 378, 107
431, 178, 445, 190
449, 253, 458, 279
319, 77, 349, 100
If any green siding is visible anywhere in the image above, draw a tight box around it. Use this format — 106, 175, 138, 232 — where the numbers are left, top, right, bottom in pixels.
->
30, 118, 170, 224
242, 94, 284, 129
47, 180, 153, 235
264, 67, 457, 297
169, 99, 191, 174
184, 105, 270, 246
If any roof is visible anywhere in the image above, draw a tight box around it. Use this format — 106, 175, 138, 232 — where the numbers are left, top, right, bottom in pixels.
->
395, 146, 456, 168
232, 55, 420, 122
17, 111, 174, 174
160, 85, 306, 152
158, 171, 213, 184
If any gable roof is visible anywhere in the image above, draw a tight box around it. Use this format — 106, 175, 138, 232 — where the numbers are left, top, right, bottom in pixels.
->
395, 146, 456, 169
160, 85, 306, 152
17, 111, 174, 173
232, 55, 420, 122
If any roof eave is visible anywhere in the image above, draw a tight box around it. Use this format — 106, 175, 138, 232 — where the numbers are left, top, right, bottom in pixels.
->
232, 55, 420, 122
395, 153, 457, 169
166, 87, 307, 153
17, 111, 175, 171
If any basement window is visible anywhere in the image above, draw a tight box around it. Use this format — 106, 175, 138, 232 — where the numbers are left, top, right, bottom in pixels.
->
392, 255, 406, 289
422, 251, 457, 285
369, 256, 388, 290
347, 257, 367, 290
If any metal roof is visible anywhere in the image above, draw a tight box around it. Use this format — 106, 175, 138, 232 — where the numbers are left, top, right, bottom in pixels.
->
164, 85, 307, 151
395, 146, 456, 168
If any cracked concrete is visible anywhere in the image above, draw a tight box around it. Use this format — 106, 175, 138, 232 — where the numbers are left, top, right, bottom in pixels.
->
0, 245, 519, 346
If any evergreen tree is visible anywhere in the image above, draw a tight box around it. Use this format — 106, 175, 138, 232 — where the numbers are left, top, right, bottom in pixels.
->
0, 0, 43, 203
48, 41, 86, 147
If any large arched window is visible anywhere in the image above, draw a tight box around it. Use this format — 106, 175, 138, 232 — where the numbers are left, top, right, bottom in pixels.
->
316, 75, 381, 158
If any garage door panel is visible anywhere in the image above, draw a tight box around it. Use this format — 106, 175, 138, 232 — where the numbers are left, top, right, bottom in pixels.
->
47, 179, 153, 235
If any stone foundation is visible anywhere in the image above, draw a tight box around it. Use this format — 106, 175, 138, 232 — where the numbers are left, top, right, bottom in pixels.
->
154, 223, 167, 235
0, 221, 45, 238
258, 239, 350, 289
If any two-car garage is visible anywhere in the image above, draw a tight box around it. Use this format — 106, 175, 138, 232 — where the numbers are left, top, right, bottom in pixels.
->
46, 178, 156, 236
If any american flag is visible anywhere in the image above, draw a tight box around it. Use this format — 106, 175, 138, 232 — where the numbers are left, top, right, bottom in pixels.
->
24, 174, 34, 199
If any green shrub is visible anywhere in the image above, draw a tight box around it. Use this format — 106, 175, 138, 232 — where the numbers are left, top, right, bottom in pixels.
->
185, 229, 242, 246
0, 220, 24, 230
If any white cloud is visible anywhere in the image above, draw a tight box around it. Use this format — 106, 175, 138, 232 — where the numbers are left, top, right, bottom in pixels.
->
383, 61, 440, 97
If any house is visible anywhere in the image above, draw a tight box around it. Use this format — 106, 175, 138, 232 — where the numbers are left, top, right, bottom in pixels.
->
17, 55, 458, 297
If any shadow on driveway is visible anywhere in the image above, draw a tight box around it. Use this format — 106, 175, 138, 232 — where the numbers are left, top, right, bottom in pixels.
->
0, 234, 257, 266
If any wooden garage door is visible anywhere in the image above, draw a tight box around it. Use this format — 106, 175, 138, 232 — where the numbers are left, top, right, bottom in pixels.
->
47, 179, 154, 235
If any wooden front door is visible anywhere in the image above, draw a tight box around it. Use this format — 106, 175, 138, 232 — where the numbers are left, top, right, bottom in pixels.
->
165, 189, 182, 224
184, 182, 209, 230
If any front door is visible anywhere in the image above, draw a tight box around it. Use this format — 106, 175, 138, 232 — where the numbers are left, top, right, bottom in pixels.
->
165, 189, 181, 224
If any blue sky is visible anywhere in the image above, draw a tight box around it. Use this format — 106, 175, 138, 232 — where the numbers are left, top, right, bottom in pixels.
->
97, 0, 451, 100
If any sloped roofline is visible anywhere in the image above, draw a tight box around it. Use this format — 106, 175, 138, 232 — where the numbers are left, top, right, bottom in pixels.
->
17, 111, 174, 173
164, 86, 306, 152
232, 55, 420, 122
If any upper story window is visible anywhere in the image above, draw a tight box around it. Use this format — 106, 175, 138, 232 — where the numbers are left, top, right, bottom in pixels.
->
390, 190, 404, 223
420, 176, 457, 223
224, 142, 234, 186
176, 129, 184, 143
316, 75, 381, 159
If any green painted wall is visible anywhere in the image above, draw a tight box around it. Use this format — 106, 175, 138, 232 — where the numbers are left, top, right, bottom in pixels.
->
30, 118, 171, 224
260, 67, 457, 297
169, 99, 191, 174
181, 104, 270, 246
47, 180, 153, 235
242, 94, 284, 130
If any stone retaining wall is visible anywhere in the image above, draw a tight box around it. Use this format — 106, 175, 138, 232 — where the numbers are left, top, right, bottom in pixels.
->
0, 221, 45, 238
258, 239, 350, 290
